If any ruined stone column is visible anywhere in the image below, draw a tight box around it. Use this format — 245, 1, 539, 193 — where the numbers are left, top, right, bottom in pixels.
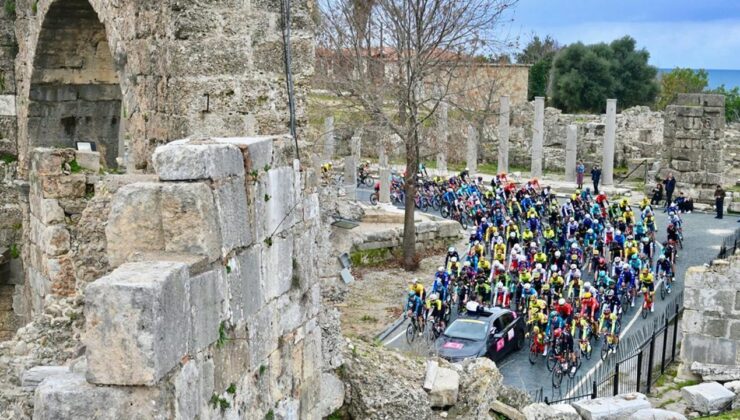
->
498, 95, 510, 174
344, 155, 357, 199
378, 145, 388, 169
565, 124, 578, 183
466, 124, 478, 173
602, 99, 617, 186
531, 97, 545, 178
351, 129, 362, 163
437, 101, 449, 174
323, 116, 335, 161
379, 168, 391, 204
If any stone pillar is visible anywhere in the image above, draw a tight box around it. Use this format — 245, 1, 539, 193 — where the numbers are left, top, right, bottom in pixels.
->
379, 168, 391, 204
350, 129, 362, 163
565, 124, 578, 183
531, 96, 545, 178
323, 116, 335, 161
378, 145, 388, 169
343, 156, 356, 199
498, 95, 510, 174
437, 101, 449, 174
466, 124, 478, 173
602, 99, 617, 186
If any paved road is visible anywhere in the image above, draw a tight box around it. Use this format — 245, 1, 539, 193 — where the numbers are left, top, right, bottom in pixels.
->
363, 186, 739, 396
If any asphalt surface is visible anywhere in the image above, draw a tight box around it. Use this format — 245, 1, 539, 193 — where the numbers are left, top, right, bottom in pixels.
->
360, 186, 739, 397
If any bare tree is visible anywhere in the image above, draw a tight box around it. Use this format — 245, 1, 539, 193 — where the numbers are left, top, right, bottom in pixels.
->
319, 0, 516, 270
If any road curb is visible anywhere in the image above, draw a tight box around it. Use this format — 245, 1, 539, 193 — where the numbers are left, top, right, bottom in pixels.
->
376, 316, 405, 342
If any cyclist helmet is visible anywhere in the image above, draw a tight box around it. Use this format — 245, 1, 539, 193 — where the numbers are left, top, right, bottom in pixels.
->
510, 232, 516, 238
669, 211, 675, 216
599, 257, 606, 265
551, 264, 558, 272
496, 281, 504, 289
481, 217, 487, 222
642, 267, 649, 274
616, 230, 621, 235
474, 240, 480, 245
587, 228, 594, 233
535, 263, 543, 269
555, 251, 562, 257
606, 289, 615, 298
603, 307, 611, 315
437, 266, 445, 273
570, 264, 577, 270
542, 283, 551, 291
408, 291, 416, 297
582, 292, 592, 299
523, 283, 531, 290
538, 300, 547, 309
554, 328, 563, 338
571, 243, 577, 249
550, 310, 558, 318
463, 261, 471, 267
558, 298, 566, 305
642, 236, 649, 243
530, 241, 537, 248
658, 255, 666, 260
584, 282, 591, 289
614, 257, 621, 263
451, 257, 458, 263
429, 293, 439, 301
448, 247, 455, 253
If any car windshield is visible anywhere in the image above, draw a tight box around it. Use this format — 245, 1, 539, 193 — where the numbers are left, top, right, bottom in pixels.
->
444, 319, 487, 341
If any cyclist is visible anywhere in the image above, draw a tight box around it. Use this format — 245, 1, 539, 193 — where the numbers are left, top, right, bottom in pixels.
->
405, 290, 424, 332
556, 327, 577, 373
426, 293, 446, 332
656, 255, 673, 293
444, 246, 459, 268
408, 278, 426, 301
432, 267, 450, 302
639, 268, 655, 312
579, 292, 600, 326
598, 307, 620, 354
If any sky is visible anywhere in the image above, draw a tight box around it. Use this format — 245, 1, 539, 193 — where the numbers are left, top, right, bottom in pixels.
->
504, 0, 740, 69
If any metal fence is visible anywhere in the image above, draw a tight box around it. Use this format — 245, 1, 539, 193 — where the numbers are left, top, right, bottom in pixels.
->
716, 227, 740, 260
541, 290, 684, 405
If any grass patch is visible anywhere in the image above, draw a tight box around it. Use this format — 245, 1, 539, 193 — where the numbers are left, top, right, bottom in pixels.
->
697, 409, 740, 419
360, 315, 378, 323
349, 247, 393, 267
674, 379, 700, 389
0, 153, 16, 164
657, 397, 679, 409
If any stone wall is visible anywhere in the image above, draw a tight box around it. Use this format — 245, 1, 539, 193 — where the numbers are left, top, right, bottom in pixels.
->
12, 0, 315, 174
680, 252, 740, 378
2, 137, 332, 419
661, 93, 726, 203
478, 103, 664, 171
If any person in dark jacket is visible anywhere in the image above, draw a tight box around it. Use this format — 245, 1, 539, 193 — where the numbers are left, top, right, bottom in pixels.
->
714, 185, 725, 219
663, 173, 676, 209
591, 165, 601, 195
650, 183, 663, 206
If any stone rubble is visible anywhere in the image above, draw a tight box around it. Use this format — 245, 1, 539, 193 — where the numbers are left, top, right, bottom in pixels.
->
680, 381, 735, 415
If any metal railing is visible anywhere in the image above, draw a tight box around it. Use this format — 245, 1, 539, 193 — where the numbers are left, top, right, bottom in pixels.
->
616, 159, 650, 187
542, 291, 683, 405
716, 227, 740, 260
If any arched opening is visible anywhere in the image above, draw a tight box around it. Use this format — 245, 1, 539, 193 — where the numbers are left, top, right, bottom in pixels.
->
28, 0, 122, 168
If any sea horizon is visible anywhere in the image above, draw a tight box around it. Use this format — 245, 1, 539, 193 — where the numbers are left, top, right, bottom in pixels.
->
658, 68, 740, 90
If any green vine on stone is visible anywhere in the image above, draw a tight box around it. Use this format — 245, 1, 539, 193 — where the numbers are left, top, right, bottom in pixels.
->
215, 322, 228, 348
209, 394, 230, 412
226, 383, 236, 395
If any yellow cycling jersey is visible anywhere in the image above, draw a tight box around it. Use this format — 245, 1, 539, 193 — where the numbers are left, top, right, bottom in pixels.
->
639, 273, 654, 283
543, 229, 555, 239
522, 231, 534, 241
534, 253, 547, 263
494, 243, 506, 254
550, 276, 564, 287
426, 299, 442, 311
479, 260, 491, 271
410, 283, 425, 295
519, 272, 532, 282
494, 252, 505, 263
486, 226, 498, 241
472, 245, 484, 256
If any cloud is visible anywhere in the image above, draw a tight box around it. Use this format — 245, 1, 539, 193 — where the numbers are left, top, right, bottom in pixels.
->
519, 19, 740, 69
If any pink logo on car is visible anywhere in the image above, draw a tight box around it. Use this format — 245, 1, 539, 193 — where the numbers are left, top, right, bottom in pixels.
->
443, 342, 464, 350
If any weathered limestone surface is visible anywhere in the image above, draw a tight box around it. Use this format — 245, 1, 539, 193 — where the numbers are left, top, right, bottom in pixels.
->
680, 382, 735, 414
565, 124, 577, 182
84, 261, 191, 386
680, 257, 740, 377
466, 124, 478, 173
522, 402, 580, 420
602, 99, 617, 186
531, 97, 545, 177
572, 392, 651, 420
152, 143, 244, 181
498, 95, 510, 174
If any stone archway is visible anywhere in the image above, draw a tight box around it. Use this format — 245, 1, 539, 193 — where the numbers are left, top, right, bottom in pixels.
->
27, 0, 122, 168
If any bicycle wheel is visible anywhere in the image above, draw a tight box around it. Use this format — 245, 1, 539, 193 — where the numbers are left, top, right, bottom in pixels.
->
431, 197, 441, 211
570, 354, 581, 378
546, 348, 556, 372
363, 177, 374, 187
406, 323, 416, 345
528, 344, 538, 365
659, 281, 666, 300
440, 206, 450, 218
369, 193, 378, 206
552, 364, 564, 388
581, 341, 592, 360
641, 305, 649, 319
600, 342, 609, 361
460, 214, 469, 230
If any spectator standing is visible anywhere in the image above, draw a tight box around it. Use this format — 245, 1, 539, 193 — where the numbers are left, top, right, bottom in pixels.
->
576, 161, 585, 189
663, 173, 676, 208
650, 182, 664, 206
714, 185, 725, 219
591, 165, 601, 195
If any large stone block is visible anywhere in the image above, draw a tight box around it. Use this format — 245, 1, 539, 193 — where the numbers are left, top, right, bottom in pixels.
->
75, 150, 101, 173
690, 362, 740, 382
39, 174, 87, 199
30, 148, 75, 175
160, 183, 222, 263
225, 245, 264, 324
263, 235, 294, 301
106, 183, 164, 267
34, 372, 171, 419
189, 270, 226, 352
36, 199, 65, 225
84, 261, 190, 386
681, 334, 738, 367
572, 392, 651, 420
246, 303, 279, 369
211, 176, 250, 254
212, 136, 274, 175
21, 366, 69, 390
681, 382, 735, 414
429, 366, 460, 408
173, 355, 215, 420
522, 402, 580, 419
319, 372, 345, 418
40, 225, 70, 256
263, 167, 297, 237
628, 408, 686, 420
153, 142, 244, 181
